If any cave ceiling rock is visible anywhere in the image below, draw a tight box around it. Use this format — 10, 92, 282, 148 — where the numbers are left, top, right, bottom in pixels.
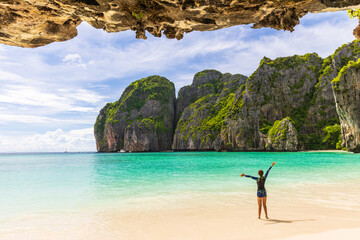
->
1, 0, 360, 48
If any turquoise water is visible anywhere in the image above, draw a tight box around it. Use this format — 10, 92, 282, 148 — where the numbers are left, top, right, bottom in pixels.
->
0, 152, 359, 218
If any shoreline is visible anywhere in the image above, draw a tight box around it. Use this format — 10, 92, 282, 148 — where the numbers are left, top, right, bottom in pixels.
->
300, 149, 350, 153
105, 149, 352, 153
0, 150, 352, 155
0, 152, 359, 240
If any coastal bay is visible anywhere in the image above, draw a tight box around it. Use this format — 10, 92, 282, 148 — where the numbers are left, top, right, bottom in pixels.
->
0, 152, 359, 239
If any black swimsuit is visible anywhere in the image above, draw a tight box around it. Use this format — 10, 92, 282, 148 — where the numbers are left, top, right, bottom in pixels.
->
245, 166, 272, 197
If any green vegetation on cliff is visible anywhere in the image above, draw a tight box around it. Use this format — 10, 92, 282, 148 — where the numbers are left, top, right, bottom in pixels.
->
176, 69, 224, 122
322, 124, 342, 149
174, 50, 342, 151
200, 93, 235, 133
96, 40, 360, 153
265, 117, 298, 151
260, 53, 321, 72
268, 117, 294, 143
173, 71, 247, 150
332, 58, 360, 91
121, 75, 174, 112
94, 75, 175, 152
99, 75, 174, 125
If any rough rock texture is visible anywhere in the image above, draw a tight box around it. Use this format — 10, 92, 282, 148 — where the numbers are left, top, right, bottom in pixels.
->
220, 53, 326, 151
173, 70, 247, 150
94, 40, 360, 153
303, 58, 339, 149
266, 117, 298, 151
173, 53, 341, 151
320, 40, 360, 151
2, 0, 360, 48
331, 57, 360, 153
176, 70, 223, 121
354, 20, 360, 40
94, 75, 175, 152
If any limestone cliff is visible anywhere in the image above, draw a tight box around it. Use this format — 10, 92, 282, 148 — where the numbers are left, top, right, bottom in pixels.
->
94, 75, 175, 152
220, 53, 326, 151
266, 117, 298, 151
1, 0, 360, 48
176, 70, 223, 121
332, 59, 360, 152
303, 40, 360, 149
173, 52, 346, 151
95, 40, 360, 153
173, 70, 247, 150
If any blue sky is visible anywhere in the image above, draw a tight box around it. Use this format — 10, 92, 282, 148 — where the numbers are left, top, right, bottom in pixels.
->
0, 11, 357, 152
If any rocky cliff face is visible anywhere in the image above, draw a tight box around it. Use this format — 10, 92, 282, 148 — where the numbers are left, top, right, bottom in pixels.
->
95, 40, 360, 153
94, 75, 175, 152
266, 117, 298, 151
331, 48, 360, 152
318, 40, 360, 152
220, 53, 326, 151
176, 70, 223, 121
1, 0, 360, 48
173, 70, 247, 150
173, 51, 352, 152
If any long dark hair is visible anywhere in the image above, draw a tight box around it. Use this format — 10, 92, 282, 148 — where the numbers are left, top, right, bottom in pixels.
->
258, 170, 264, 178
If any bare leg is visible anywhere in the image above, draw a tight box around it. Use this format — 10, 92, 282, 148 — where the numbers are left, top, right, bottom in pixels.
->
257, 197, 262, 219
263, 197, 268, 219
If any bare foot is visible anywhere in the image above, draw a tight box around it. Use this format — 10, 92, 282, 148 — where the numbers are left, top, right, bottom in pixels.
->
265, 216, 269, 219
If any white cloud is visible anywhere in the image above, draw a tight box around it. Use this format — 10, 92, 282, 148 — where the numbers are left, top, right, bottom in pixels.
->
0, 85, 104, 114
0, 114, 55, 124
0, 68, 29, 83
0, 128, 95, 152
189, 13, 359, 76
62, 53, 86, 68
63, 53, 81, 63
0, 113, 95, 124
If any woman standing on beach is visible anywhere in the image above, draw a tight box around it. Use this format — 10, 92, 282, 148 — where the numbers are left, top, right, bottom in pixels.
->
241, 162, 276, 219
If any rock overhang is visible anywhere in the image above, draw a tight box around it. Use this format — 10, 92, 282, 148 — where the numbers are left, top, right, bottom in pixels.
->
1, 0, 360, 48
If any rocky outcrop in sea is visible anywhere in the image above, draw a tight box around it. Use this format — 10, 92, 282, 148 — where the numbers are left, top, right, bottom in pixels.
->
331, 48, 360, 153
95, 40, 360, 153
94, 75, 175, 152
173, 70, 247, 150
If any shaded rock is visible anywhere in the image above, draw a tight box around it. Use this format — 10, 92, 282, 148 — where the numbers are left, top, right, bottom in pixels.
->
2, 0, 360, 47
221, 53, 323, 151
173, 71, 247, 150
266, 117, 298, 151
303, 41, 360, 149
354, 21, 360, 40
94, 75, 175, 152
176, 70, 223, 121
331, 60, 360, 152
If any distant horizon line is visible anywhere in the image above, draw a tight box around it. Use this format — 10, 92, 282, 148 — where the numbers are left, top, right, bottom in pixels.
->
0, 151, 97, 155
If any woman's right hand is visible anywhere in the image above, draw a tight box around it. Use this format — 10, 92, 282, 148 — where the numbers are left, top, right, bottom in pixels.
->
241, 173, 245, 177
272, 162, 276, 167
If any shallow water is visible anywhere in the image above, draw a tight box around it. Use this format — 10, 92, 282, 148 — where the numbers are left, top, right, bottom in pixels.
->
0, 152, 359, 219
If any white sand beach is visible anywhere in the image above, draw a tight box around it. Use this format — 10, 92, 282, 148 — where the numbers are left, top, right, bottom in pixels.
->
279, 228, 360, 240
1, 181, 359, 240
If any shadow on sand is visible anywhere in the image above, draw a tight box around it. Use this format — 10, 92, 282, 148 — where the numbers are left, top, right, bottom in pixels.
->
261, 219, 315, 224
